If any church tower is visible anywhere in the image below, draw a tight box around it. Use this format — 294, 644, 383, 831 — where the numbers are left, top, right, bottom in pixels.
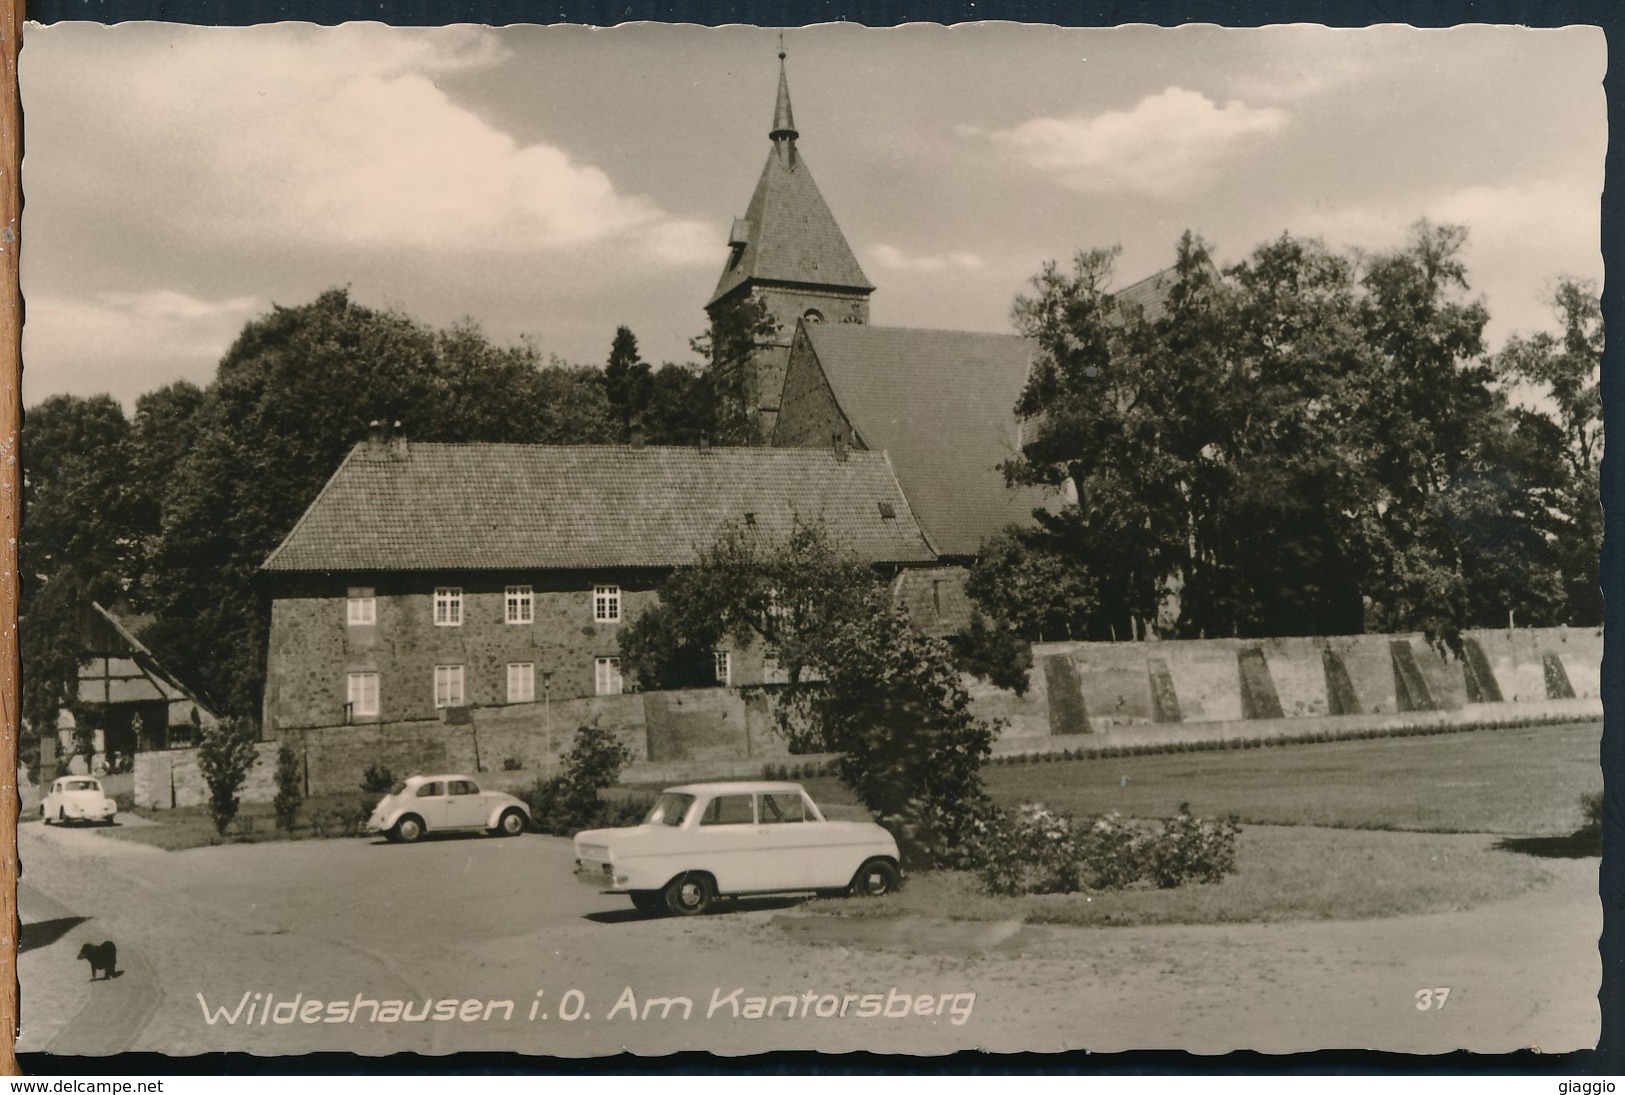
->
707, 45, 873, 439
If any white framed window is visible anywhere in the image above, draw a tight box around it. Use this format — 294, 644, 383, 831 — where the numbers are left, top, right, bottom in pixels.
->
434, 664, 465, 708
594, 585, 621, 623
433, 587, 463, 627
347, 672, 379, 717
595, 656, 623, 696
346, 588, 376, 627
713, 651, 731, 686
507, 662, 535, 703
506, 585, 533, 624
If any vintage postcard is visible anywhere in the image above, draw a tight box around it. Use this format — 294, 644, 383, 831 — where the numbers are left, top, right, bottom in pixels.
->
13, 21, 1606, 1060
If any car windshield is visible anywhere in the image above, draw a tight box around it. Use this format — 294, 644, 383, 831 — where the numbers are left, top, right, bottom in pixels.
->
64, 780, 98, 792
644, 793, 695, 827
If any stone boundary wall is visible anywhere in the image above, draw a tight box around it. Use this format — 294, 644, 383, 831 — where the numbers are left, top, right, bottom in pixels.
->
136, 627, 1600, 807
271, 686, 798, 800
133, 741, 280, 811
970, 626, 1602, 739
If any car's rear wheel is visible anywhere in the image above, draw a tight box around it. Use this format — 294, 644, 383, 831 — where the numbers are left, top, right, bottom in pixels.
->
390, 814, 425, 843
629, 891, 662, 913
851, 858, 900, 897
494, 809, 526, 837
662, 873, 714, 916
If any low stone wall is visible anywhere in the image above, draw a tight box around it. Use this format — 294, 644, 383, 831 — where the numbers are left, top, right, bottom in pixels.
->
133, 741, 281, 810
975, 626, 1601, 738
138, 626, 1599, 807
276, 686, 799, 799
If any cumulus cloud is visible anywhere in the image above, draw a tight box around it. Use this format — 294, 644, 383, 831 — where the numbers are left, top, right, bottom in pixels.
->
868, 244, 984, 274
24, 25, 712, 261
969, 87, 1287, 198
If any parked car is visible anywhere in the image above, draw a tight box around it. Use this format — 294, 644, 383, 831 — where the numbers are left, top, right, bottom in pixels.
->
41, 776, 117, 826
574, 780, 901, 915
367, 774, 530, 843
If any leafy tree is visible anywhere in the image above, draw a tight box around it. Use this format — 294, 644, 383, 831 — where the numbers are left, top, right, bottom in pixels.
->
641, 363, 716, 446
945, 610, 1033, 695
1493, 278, 1603, 624
692, 295, 777, 445
621, 521, 995, 866
20, 395, 142, 735
198, 718, 261, 835
1007, 222, 1534, 647
964, 526, 1098, 642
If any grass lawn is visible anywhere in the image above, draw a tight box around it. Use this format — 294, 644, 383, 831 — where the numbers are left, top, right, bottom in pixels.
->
99, 791, 379, 851
817, 825, 1559, 927
972, 722, 1601, 835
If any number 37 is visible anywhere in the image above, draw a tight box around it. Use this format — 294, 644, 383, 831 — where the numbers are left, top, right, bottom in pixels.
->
1415, 988, 1452, 1011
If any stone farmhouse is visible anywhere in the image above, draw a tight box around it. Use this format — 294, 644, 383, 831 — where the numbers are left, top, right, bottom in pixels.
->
258, 433, 942, 732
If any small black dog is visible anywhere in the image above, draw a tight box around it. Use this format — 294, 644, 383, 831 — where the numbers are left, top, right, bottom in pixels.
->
77, 941, 119, 981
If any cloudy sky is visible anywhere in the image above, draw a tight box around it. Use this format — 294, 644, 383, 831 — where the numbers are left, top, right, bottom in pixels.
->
19, 21, 1605, 408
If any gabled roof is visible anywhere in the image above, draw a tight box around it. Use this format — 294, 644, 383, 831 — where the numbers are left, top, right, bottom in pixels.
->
708, 145, 873, 307
81, 602, 219, 715
261, 443, 937, 574
789, 325, 1058, 557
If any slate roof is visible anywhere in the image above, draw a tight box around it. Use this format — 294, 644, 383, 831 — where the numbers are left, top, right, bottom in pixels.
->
708, 143, 873, 307
261, 443, 937, 573
790, 325, 1059, 557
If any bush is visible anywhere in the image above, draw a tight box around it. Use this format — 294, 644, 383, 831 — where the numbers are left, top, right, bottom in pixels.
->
272, 745, 303, 832
197, 719, 261, 836
1580, 790, 1604, 835
520, 722, 635, 836
360, 763, 395, 794
310, 797, 373, 839
976, 801, 1240, 896
502, 756, 524, 772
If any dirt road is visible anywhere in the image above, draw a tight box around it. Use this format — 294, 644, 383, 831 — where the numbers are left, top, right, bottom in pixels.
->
17, 817, 1601, 1058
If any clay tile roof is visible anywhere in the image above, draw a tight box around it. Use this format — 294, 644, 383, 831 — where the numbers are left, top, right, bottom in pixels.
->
793, 325, 1059, 557
261, 444, 937, 573
709, 146, 873, 307
1114, 266, 1178, 323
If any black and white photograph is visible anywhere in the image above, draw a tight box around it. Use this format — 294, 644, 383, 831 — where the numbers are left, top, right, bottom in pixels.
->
12, 20, 1608, 1060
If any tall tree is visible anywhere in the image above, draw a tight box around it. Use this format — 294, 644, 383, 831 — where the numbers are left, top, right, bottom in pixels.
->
20, 395, 142, 733
602, 325, 652, 440
1003, 222, 1534, 647
1492, 278, 1604, 624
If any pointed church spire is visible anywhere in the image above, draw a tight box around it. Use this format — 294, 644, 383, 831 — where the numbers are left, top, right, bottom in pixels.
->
770, 37, 798, 165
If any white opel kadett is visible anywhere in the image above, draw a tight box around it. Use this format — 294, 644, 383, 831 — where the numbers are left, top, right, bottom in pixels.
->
574, 781, 901, 915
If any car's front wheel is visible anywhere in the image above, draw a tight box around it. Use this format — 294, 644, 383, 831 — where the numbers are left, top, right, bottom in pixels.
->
494, 809, 526, 837
389, 814, 425, 843
851, 858, 901, 897
661, 873, 715, 916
